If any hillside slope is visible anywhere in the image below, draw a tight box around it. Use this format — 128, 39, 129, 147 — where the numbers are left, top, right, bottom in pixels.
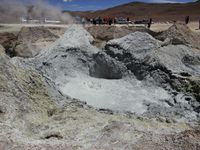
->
65, 1, 200, 22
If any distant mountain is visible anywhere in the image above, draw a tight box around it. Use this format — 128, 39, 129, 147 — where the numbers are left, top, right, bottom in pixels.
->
64, 1, 200, 22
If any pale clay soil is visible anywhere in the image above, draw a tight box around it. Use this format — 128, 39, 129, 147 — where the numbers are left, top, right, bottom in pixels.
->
0, 22, 199, 33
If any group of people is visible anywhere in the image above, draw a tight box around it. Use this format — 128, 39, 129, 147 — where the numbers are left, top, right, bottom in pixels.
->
81, 17, 114, 25
82, 15, 200, 30
91, 17, 114, 25
83, 17, 154, 28
82, 17, 130, 25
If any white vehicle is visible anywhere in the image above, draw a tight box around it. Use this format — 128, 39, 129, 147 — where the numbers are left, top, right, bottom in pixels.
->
20, 17, 28, 23
116, 17, 128, 24
20, 17, 40, 23
45, 18, 61, 24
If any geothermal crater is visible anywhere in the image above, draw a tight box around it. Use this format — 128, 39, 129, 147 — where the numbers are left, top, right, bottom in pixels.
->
0, 23, 200, 149
30, 25, 200, 120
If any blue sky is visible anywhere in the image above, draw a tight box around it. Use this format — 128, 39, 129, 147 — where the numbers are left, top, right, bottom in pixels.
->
48, 0, 195, 11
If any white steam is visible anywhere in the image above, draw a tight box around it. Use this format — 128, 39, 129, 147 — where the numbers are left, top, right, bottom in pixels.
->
0, 0, 73, 23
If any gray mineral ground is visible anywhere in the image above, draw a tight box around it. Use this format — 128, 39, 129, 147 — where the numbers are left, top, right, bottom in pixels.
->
0, 20, 200, 149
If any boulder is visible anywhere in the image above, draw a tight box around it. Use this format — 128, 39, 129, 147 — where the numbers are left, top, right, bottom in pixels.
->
89, 52, 126, 79
0, 32, 17, 57
33, 25, 99, 83
14, 27, 59, 57
156, 22, 200, 49
105, 31, 200, 81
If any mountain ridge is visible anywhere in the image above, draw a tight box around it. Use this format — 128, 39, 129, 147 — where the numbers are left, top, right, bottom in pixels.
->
64, 1, 200, 22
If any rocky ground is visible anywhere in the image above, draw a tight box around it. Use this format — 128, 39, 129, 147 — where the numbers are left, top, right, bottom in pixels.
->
0, 23, 200, 149
86, 25, 156, 48
0, 25, 66, 58
156, 22, 200, 49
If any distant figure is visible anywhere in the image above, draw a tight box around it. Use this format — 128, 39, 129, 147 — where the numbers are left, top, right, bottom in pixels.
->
185, 16, 190, 24
114, 18, 117, 24
86, 17, 90, 23
99, 17, 103, 25
199, 19, 200, 30
92, 18, 96, 25
82, 18, 86, 25
108, 18, 112, 25
103, 18, 106, 24
149, 18, 152, 24
127, 17, 130, 24
97, 17, 103, 25
147, 18, 152, 29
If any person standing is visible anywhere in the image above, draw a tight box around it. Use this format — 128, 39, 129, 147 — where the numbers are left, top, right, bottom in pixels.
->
92, 18, 96, 25
108, 18, 112, 25
82, 18, 86, 26
147, 18, 152, 29
185, 16, 190, 24
114, 17, 117, 24
127, 17, 130, 24
199, 19, 200, 30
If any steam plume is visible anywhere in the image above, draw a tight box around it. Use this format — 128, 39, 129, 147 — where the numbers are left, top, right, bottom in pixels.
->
0, 0, 73, 23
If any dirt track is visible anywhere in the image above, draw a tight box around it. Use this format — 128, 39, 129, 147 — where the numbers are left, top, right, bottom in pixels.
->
151, 22, 200, 33
0, 22, 200, 34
